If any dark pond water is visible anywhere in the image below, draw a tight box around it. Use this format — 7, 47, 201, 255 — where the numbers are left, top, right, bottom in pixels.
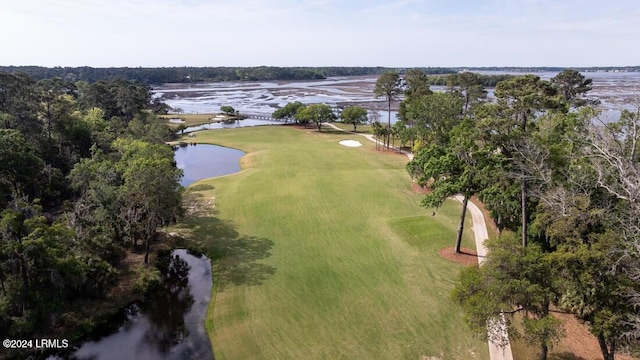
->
51, 250, 213, 360
174, 144, 245, 187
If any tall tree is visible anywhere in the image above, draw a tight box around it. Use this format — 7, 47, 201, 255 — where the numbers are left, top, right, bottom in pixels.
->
537, 192, 637, 360
445, 72, 488, 116
113, 139, 183, 263
0, 129, 44, 207
403, 68, 432, 99
67, 148, 125, 257
550, 69, 596, 109
582, 106, 640, 339
398, 69, 434, 136
35, 77, 76, 139
493, 75, 557, 247
0, 72, 41, 141
407, 119, 494, 253
374, 71, 402, 146
403, 92, 464, 147
524, 110, 639, 360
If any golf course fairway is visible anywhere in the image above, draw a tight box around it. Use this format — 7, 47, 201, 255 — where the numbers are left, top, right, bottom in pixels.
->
173, 125, 490, 360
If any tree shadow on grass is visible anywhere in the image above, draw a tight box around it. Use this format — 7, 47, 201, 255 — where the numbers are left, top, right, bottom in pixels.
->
174, 201, 275, 291
321, 128, 351, 135
322, 128, 374, 140
187, 183, 216, 192
549, 352, 586, 360
182, 186, 216, 217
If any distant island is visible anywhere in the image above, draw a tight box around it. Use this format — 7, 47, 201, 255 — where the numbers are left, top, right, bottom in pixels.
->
0, 65, 638, 84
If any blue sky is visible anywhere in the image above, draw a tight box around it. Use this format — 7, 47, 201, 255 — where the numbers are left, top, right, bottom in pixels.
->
1, 0, 638, 67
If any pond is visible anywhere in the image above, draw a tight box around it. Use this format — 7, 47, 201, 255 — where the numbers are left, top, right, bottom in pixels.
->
174, 144, 245, 187
50, 250, 213, 360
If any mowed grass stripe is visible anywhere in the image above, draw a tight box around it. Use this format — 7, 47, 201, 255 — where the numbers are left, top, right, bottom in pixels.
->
174, 126, 489, 360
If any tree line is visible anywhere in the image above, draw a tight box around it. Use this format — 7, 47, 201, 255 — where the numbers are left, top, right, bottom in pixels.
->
0, 66, 457, 85
4, 65, 637, 86
0, 72, 182, 346
426, 73, 516, 87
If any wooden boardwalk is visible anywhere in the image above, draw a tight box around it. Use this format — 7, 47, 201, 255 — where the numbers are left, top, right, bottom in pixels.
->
239, 113, 290, 122
240, 106, 342, 122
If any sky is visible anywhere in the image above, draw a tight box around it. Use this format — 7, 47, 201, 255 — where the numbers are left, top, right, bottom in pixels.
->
1, 0, 639, 67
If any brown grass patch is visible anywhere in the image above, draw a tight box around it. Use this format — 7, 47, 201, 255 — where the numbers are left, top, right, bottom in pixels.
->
438, 246, 478, 266
411, 181, 432, 195
550, 311, 637, 360
512, 309, 639, 359
239, 149, 264, 169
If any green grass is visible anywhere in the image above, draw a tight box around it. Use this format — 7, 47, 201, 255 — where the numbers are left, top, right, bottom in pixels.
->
331, 122, 373, 133
170, 126, 489, 360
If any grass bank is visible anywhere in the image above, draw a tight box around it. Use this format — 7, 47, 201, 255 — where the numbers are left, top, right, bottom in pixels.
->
159, 113, 238, 127
171, 125, 489, 360
330, 122, 373, 133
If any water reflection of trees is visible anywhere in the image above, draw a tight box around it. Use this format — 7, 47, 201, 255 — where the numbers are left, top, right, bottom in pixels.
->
142, 252, 194, 355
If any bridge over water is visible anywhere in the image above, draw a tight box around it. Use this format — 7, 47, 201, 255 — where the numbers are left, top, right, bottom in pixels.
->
239, 113, 287, 122
239, 106, 343, 122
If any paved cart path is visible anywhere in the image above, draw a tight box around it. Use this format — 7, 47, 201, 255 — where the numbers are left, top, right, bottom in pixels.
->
325, 122, 514, 360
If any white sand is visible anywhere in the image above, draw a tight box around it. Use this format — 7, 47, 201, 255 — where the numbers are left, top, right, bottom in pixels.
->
339, 139, 362, 147
169, 118, 185, 123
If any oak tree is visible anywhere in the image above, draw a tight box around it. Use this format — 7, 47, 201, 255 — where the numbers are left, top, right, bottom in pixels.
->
340, 106, 368, 132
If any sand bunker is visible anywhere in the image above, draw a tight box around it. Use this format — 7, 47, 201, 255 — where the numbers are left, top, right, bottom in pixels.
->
339, 139, 362, 147
169, 118, 185, 123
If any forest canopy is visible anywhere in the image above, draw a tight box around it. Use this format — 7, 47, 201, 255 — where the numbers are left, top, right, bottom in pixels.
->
0, 71, 182, 347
